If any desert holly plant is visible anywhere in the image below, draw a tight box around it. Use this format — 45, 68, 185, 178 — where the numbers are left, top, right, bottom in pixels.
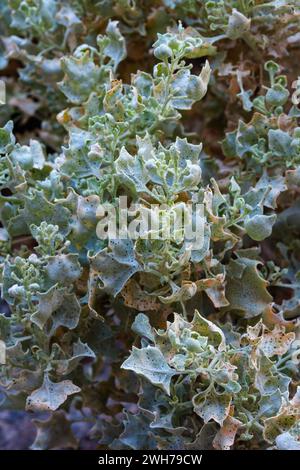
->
0, 0, 300, 451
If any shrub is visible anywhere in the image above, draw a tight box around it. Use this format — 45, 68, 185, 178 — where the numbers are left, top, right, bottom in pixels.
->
0, 0, 300, 451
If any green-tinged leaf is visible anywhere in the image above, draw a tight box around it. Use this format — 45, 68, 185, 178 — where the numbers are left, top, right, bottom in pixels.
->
245, 214, 277, 241
52, 339, 95, 375
31, 285, 81, 333
193, 391, 231, 426
213, 415, 242, 450
224, 257, 272, 318
268, 129, 292, 157
122, 346, 176, 395
117, 412, 156, 450
46, 254, 82, 284
10, 140, 45, 170
192, 310, 226, 350
275, 432, 300, 450
31, 411, 78, 450
100, 21, 126, 71
89, 239, 140, 297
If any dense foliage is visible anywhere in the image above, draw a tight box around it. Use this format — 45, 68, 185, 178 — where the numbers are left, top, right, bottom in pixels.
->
0, 0, 300, 450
